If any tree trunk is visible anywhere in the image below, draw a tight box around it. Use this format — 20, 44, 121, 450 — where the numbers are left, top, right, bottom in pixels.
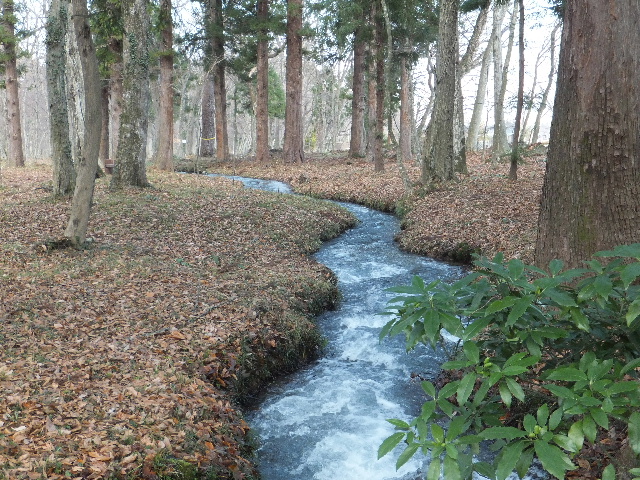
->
373, 0, 384, 172
531, 22, 560, 145
283, 0, 304, 163
99, 79, 110, 167
467, 40, 491, 151
111, 0, 150, 188
349, 26, 366, 158
491, 2, 508, 156
535, 1, 640, 269
422, 0, 458, 183
454, 74, 467, 174
2, 0, 25, 167
46, 0, 76, 196
200, 71, 215, 156
398, 54, 412, 164
108, 41, 123, 160
65, 0, 101, 246
155, 0, 174, 171
509, 0, 524, 181
211, 0, 229, 161
255, 0, 270, 162
366, 41, 376, 162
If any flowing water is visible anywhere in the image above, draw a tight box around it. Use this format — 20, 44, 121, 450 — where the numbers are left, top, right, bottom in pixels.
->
216, 176, 545, 480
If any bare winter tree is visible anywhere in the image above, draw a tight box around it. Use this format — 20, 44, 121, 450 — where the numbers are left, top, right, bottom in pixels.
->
64, 0, 102, 246
1, 0, 25, 167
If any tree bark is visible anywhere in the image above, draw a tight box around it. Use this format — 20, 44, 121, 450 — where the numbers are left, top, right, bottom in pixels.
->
155, 0, 174, 171
535, 1, 640, 269
283, 0, 304, 163
255, 0, 270, 162
422, 0, 458, 183
65, 0, 102, 246
2, 0, 25, 167
509, 0, 524, 181
46, 0, 76, 196
111, 0, 150, 188
349, 26, 366, 158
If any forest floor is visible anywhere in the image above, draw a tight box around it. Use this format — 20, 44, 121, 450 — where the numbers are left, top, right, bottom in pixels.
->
198, 150, 546, 264
0, 167, 355, 479
2, 152, 615, 480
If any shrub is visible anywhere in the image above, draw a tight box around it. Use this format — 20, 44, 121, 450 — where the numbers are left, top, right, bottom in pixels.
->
378, 244, 640, 480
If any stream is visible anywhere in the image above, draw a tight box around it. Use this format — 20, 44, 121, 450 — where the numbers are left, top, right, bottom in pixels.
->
217, 176, 545, 480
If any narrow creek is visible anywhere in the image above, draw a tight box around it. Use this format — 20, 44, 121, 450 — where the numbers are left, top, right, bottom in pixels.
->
218, 176, 545, 480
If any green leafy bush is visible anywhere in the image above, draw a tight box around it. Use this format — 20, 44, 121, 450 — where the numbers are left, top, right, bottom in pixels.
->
379, 244, 640, 480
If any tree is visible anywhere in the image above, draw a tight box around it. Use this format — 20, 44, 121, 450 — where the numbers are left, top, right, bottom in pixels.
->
535, 1, 640, 269
421, 0, 458, 183
155, 0, 174, 171
200, 70, 215, 156
1, 0, 25, 167
111, 0, 150, 188
90, 0, 124, 163
211, 0, 229, 161
373, 0, 385, 173
255, 0, 269, 162
199, 0, 229, 160
349, 23, 366, 158
530, 21, 559, 145
46, 0, 75, 196
508, 0, 524, 181
65, 0, 102, 246
283, 0, 304, 163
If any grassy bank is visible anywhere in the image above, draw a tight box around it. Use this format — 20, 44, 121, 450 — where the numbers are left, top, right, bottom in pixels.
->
0, 166, 355, 479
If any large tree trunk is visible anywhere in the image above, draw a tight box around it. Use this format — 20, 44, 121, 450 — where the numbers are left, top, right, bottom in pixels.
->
2, 0, 25, 167
535, 1, 640, 269
155, 0, 174, 171
509, 0, 524, 181
211, 0, 229, 161
467, 41, 491, 151
255, 0, 269, 162
111, 0, 150, 188
283, 0, 304, 163
422, 0, 458, 183
65, 0, 101, 246
349, 26, 366, 158
46, 0, 76, 196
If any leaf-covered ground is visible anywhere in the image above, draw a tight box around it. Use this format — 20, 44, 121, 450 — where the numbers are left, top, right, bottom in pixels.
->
203, 151, 545, 264
0, 167, 355, 479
